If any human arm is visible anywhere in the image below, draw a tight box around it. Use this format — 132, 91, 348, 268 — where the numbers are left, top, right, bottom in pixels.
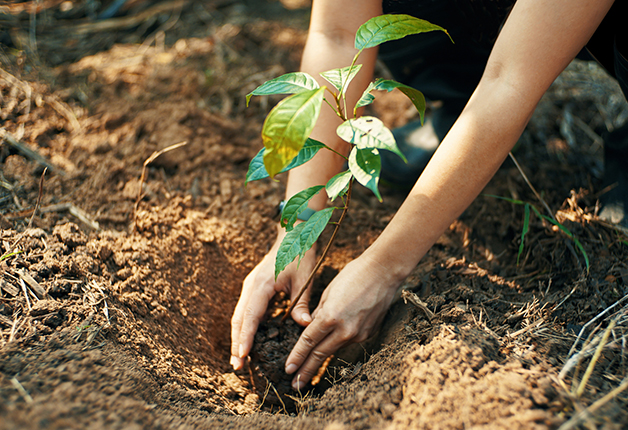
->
230, 0, 382, 371
285, 0, 616, 388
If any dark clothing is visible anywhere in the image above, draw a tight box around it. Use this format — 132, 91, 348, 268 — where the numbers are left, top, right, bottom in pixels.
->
379, 0, 628, 139
379, 0, 628, 225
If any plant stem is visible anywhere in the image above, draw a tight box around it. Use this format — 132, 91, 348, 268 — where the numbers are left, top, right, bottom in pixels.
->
283, 180, 354, 321
323, 144, 349, 160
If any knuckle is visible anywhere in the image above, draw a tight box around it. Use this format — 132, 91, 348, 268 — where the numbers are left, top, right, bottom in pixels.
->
299, 332, 318, 349
338, 326, 358, 342
310, 349, 329, 362
354, 332, 369, 344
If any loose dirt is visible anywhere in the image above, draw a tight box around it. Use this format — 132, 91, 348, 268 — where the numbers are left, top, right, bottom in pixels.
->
1, 1, 628, 429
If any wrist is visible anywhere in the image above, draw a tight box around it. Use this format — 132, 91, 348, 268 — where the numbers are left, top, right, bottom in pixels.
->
361, 246, 417, 288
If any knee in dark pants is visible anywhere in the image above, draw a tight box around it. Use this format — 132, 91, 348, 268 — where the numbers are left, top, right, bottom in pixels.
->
600, 122, 628, 227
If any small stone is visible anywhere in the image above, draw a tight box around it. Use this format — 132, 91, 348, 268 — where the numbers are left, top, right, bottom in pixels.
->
380, 402, 397, 419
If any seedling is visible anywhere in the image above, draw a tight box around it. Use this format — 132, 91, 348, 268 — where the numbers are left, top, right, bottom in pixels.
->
245, 14, 450, 312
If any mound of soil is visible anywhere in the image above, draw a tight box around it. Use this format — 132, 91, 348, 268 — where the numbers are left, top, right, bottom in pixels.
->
2, 1, 628, 429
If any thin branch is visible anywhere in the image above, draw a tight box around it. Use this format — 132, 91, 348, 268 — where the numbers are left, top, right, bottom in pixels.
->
509, 152, 555, 220
558, 377, 628, 430
283, 180, 354, 321
0, 129, 65, 175
133, 141, 187, 230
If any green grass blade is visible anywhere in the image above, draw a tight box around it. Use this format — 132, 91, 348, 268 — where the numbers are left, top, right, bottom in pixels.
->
0, 250, 22, 263
483, 194, 526, 205
517, 203, 531, 265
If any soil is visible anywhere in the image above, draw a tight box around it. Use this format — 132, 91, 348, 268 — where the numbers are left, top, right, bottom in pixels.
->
1, 1, 628, 429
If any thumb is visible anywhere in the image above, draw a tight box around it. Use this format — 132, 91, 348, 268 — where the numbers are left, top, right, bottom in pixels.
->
290, 282, 313, 326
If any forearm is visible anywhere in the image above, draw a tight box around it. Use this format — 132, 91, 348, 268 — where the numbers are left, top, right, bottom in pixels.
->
363, 77, 531, 280
363, 0, 614, 283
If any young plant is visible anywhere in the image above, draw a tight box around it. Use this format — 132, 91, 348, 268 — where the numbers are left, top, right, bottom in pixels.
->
245, 15, 450, 313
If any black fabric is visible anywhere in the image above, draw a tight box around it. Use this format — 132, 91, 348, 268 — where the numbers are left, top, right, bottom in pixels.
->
379, 0, 627, 140
379, 0, 509, 138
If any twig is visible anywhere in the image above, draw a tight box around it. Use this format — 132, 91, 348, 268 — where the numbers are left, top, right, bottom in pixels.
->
0, 168, 46, 262
41, 203, 100, 230
0, 0, 65, 15
508, 152, 555, 221
563, 293, 628, 374
401, 289, 435, 321
269, 382, 287, 414
10, 377, 34, 404
69, 0, 188, 34
19, 278, 32, 311
558, 377, 628, 430
0, 129, 65, 175
133, 141, 188, 230
283, 181, 353, 321
8, 318, 19, 343
6, 202, 100, 230
45, 96, 80, 132
576, 320, 615, 398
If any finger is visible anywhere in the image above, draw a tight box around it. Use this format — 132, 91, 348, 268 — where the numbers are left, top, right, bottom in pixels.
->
230, 286, 250, 370
290, 280, 313, 326
231, 267, 272, 369
285, 318, 334, 375
291, 332, 348, 390
237, 285, 276, 360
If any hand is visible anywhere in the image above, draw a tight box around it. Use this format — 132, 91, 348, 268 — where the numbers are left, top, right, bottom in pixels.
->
284, 253, 400, 389
230, 229, 317, 371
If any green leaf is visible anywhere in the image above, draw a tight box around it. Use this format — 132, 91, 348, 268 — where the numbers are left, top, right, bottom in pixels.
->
326, 170, 352, 201
483, 194, 526, 205
355, 14, 451, 51
355, 79, 426, 123
299, 207, 335, 259
246, 72, 319, 106
281, 185, 324, 231
348, 146, 382, 201
320, 64, 363, 94
245, 138, 326, 183
275, 222, 306, 279
354, 81, 377, 112
337, 116, 406, 162
517, 204, 530, 265
262, 88, 326, 178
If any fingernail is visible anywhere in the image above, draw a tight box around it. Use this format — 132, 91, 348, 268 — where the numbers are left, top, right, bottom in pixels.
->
301, 313, 312, 323
230, 356, 236, 368
285, 363, 297, 374
238, 345, 245, 358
